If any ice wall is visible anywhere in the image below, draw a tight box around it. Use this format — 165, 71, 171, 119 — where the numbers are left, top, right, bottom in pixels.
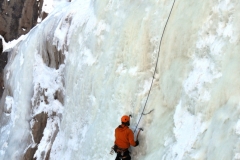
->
1, 0, 240, 160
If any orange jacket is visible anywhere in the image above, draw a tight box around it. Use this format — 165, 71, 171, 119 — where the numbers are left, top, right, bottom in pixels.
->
114, 125, 136, 149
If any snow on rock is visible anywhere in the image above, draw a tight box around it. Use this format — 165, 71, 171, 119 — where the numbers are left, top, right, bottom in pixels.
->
0, 35, 27, 52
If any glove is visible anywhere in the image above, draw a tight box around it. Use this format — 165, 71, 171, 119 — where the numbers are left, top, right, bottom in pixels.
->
135, 140, 139, 146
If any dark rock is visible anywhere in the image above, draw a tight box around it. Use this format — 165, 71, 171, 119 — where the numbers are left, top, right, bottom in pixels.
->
0, 1, 66, 159
0, 0, 44, 42
24, 146, 37, 160
0, 51, 8, 98
23, 112, 48, 160
0, 0, 44, 99
0, 39, 2, 53
31, 112, 48, 144
0, 0, 44, 83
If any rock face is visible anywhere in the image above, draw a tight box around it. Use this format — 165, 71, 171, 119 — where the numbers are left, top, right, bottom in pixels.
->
0, 0, 43, 42
0, 51, 7, 98
1, 0, 68, 159
0, 0, 44, 98
0, 1, 52, 159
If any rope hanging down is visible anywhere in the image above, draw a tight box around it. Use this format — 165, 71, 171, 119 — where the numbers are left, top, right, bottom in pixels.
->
134, 0, 176, 133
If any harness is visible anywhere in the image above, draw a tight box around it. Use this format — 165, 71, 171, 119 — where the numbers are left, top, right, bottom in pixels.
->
112, 145, 129, 159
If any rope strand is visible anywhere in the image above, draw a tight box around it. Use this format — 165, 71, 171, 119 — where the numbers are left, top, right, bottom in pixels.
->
134, 0, 176, 133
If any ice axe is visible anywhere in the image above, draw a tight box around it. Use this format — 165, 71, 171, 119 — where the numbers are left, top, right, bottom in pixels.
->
136, 128, 143, 140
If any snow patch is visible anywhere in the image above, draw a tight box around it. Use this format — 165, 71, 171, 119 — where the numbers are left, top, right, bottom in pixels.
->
5, 96, 13, 113
128, 66, 138, 76
236, 120, 240, 135
139, 78, 152, 96
184, 56, 222, 101
32, 53, 64, 115
116, 64, 127, 74
95, 20, 110, 36
235, 153, 240, 160
82, 48, 96, 66
0, 35, 27, 52
164, 101, 205, 159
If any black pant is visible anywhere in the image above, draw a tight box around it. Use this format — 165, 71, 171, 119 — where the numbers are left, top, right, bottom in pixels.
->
115, 150, 131, 160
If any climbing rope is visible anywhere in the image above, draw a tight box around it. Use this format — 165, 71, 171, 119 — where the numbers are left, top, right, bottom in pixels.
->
134, 0, 176, 133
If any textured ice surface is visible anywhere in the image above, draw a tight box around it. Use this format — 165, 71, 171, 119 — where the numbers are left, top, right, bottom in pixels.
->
1, 0, 240, 160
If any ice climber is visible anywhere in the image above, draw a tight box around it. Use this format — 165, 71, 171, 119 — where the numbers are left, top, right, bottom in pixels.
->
113, 115, 139, 160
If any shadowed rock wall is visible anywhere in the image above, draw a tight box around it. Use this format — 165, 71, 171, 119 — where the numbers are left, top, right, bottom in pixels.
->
0, 0, 43, 42
0, 1, 65, 159
0, 0, 43, 99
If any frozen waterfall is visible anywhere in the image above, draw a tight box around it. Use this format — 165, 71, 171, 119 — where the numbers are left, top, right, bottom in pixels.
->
1, 0, 240, 160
